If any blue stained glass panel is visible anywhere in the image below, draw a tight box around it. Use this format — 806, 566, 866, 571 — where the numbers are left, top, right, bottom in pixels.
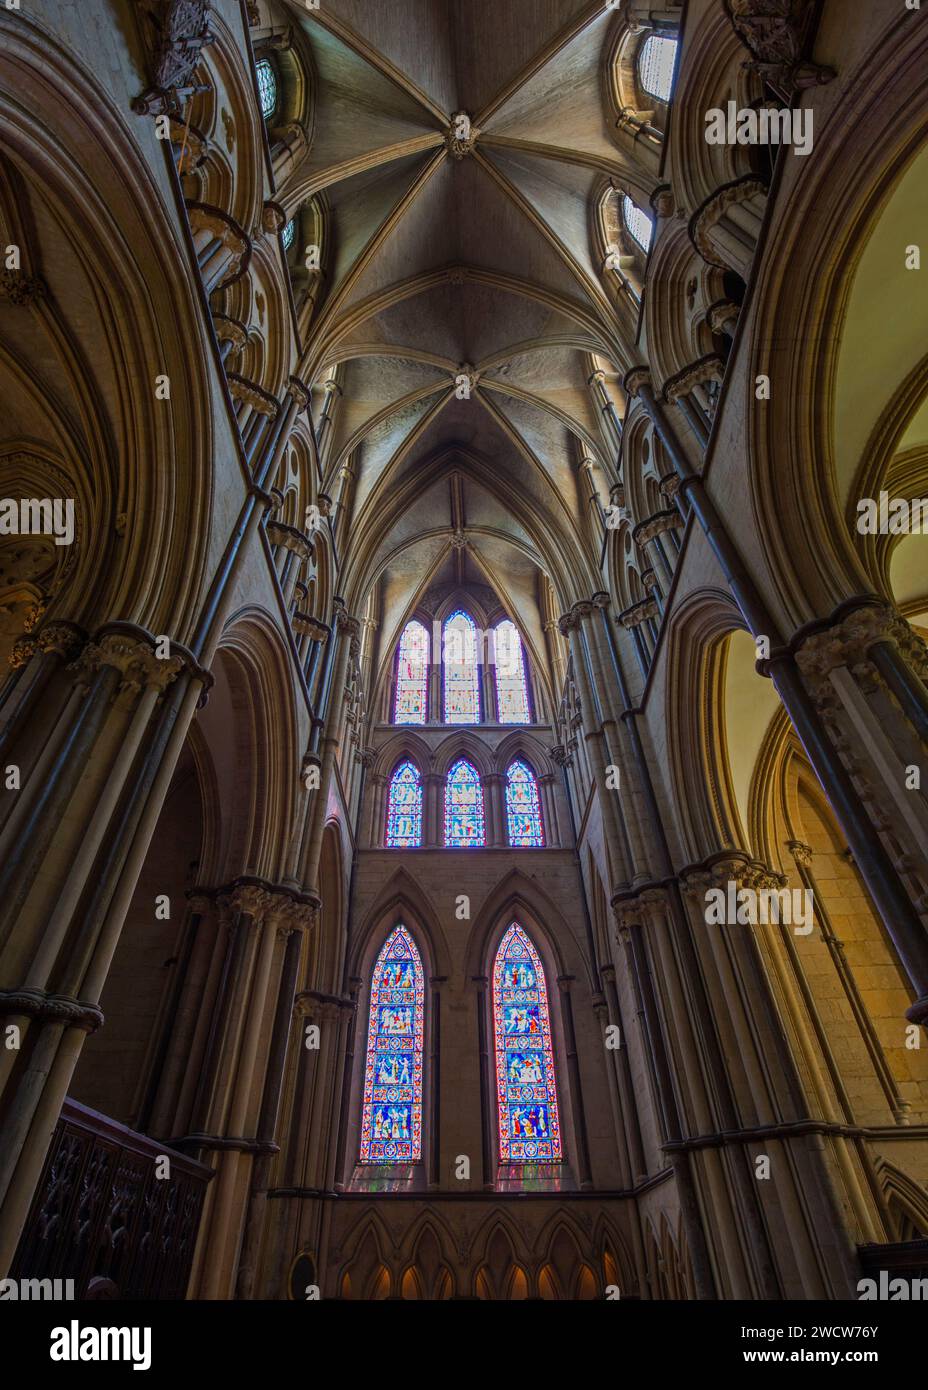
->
394, 619, 429, 724
442, 610, 480, 724
493, 923, 562, 1162
505, 759, 544, 847
359, 925, 424, 1163
494, 619, 531, 724
386, 760, 423, 848
443, 757, 485, 847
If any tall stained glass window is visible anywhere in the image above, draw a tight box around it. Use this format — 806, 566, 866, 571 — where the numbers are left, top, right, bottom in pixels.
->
281, 218, 296, 251
385, 761, 423, 848
623, 195, 653, 252
493, 923, 562, 1163
637, 34, 678, 102
255, 58, 279, 121
394, 619, 429, 724
505, 760, 544, 847
359, 925, 424, 1163
493, 619, 531, 724
444, 758, 485, 847
442, 609, 480, 724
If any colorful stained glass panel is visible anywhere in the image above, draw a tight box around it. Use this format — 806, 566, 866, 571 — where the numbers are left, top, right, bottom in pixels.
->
505, 760, 544, 847
494, 620, 531, 724
385, 761, 422, 848
443, 757, 485, 847
493, 923, 562, 1162
359, 925, 424, 1163
442, 609, 480, 724
394, 619, 429, 724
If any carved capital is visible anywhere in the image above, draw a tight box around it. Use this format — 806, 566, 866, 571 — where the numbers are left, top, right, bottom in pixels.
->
623, 366, 651, 398
663, 354, 725, 404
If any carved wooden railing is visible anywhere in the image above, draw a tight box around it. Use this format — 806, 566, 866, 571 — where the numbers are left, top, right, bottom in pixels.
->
11, 1098, 213, 1300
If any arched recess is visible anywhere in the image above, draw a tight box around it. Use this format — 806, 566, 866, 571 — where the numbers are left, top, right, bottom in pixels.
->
745, 15, 928, 621
306, 819, 345, 998
0, 442, 90, 673
333, 1214, 393, 1300
539, 1214, 601, 1300
203, 610, 302, 881
873, 1159, 928, 1242
465, 878, 591, 1186
471, 1215, 530, 1300
663, 590, 771, 862
341, 880, 450, 1187
849, 361, 928, 627
747, 724, 928, 1133
0, 20, 215, 643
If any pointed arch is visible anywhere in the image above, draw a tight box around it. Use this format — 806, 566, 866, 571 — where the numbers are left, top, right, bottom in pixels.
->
492, 922, 562, 1163
492, 617, 533, 723
393, 617, 430, 724
385, 759, 423, 847
442, 608, 481, 724
504, 759, 544, 847
443, 757, 485, 846
359, 925, 424, 1163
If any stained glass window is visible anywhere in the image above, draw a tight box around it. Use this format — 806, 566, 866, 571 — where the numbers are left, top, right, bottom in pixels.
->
623, 195, 653, 252
505, 760, 544, 847
638, 34, 678, 102
385, 761, 422, 848
493, 923, 562, 1163
442, 609, 480, 724
281, 218, 296, 251
359, 925, 424, 1163
255, 58, 279, 121
493, 619, 531, 724
394, 619, 429, 724
443, 758, 485, 847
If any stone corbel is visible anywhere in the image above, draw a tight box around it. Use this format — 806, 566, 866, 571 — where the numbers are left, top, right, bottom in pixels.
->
132, 0, 215, 119
619, 599, 659, 630
726, 0, 836, 101
662, 354, 725, 405
227, 372, 280, 419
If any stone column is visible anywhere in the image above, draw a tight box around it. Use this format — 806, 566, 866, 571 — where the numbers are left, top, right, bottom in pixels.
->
0, 627, 192, 1276
423, 773, 443, 848
484, 773, 505, 847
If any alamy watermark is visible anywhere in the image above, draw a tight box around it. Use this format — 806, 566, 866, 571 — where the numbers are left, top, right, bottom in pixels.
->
0, 497, 74, 546
856, 492, 928, 535
857, 1272, 928, 1300
0, 1276, 75, 1299
704, 881, 814, 935
705, 100, 813, 156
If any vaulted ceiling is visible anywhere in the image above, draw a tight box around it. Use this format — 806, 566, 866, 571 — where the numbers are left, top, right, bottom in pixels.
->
285, 0, 644, 641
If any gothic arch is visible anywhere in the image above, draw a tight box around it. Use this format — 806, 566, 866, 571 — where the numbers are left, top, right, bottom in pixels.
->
494, 731, 553, 778
745, 12, 928, 621
432, 733, 493, 780
372, 731, 431, 781
0, 20, 216, 642
464, 874, 586, 986
347, 873, 451, 983
209, 609, 302, 882
662, 588, 750, 861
